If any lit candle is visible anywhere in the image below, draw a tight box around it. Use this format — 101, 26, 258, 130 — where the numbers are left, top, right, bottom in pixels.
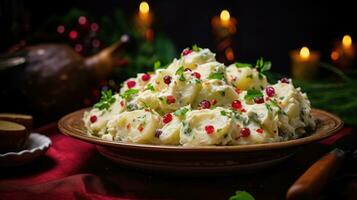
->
135, 1, 153, 41
211, 10, 237, 63
290, 46, 320, 81
331, 34, 355, 69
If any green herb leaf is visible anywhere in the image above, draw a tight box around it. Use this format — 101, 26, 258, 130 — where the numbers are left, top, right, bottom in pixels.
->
154, 61, 162, 70
120, 89, 139, 99
229, 191, 255, 200
144, 83, 155, 91
244, 89, 263, 101
174, 108, 189, 117
175, 66, 184, 75
221, 110, 227, 116
255, 57, 272, 75
235, 62, 252, 68
93, 90, 116, 110
179, 74, 186, 81
208, 72, 224, 80
192, 44, 200, 52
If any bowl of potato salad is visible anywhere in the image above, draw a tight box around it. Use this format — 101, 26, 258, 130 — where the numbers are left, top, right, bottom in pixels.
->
59, 46, 343, 174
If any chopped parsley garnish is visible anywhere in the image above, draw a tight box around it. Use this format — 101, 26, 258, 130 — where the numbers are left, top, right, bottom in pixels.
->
229, 191, 255, 200
192, 44, 200, 52
175, 66, 186, 81
208, 72, 224, 80
265, 103, 272, 112
174, 107, 189, 117
144, 83, 155, 91
244, 89, 263, 101
220, 110, 232, 117
246, 74, 253, 79
120, 89, 139, 99
235, 62, 252, 68
220, 91, 226, 96
279, 96, 284, 100
93, 90, 116, 110
175, 66, 184, 75
179, 74, 186, 81
154, 60, 167, 70
256, 57, 271, 79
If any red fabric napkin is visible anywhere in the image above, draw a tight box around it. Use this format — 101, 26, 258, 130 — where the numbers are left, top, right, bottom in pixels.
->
0, 124, 356, 200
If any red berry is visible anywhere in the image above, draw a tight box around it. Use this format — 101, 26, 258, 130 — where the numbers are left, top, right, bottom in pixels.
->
90, 115, 97, 123
163, 75, 172, 85
205, 125, 215, 134
281, 77, 290, 84
235, 88, 241, 94
163, 113, 173, 124
211, 99, 218, 105
184, 68, 192, 72
120, 101, 124, 107
127, 80, 136, 88
193, 72, 201, 79
199, 100, 211, 109
138, 125, 144, 132
265, 86, 275, 97
240, 128, 250, 137
231, 100, 242, 110
166, 95, 176, 104
182, 49, 193, 56
141, 73, 151, 81
256, 128, 264, 134
241, 108, 246, 113
254, 97, 265, 104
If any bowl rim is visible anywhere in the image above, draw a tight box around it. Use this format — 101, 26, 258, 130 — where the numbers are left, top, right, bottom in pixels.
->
58, 108, 343, 152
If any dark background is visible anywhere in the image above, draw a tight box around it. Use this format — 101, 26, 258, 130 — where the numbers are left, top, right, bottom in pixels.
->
1, 0, 356, 74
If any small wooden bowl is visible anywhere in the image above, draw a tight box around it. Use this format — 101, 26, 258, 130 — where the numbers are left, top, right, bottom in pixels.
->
0, 120, 29, 152
58, 108, 343, 175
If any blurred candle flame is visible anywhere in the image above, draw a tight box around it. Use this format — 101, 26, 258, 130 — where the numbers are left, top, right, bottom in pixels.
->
300, 46, 310, 59
220, 10, 230, 23
342, 34, 352, 48
139, 1, 150, 15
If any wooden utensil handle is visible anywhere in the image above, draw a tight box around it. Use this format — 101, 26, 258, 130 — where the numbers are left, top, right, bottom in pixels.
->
286, 148, 346, 200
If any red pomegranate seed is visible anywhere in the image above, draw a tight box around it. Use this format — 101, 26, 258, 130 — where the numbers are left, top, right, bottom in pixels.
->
166, 95, 176, 104
127, 80, 136, 88
182, 49, 193, 56
141, 74, 151, 81
120, 101, 124, 107
138, 125, 144, 132
256, 128, 264, 134
184, 68, 192, 72
163, 75, 172, 85
199, 100, 211, 109
126, 123, 131, 129
265, 86, 275, 97
231, 100, 242, 110
241, 108, 246, 113
205, 125, 215, 134
235, 88, 241, 94
281, 77, 290, 84
90, 115, 97, 123
193, 72, 201, 79
254, 97, 264, 104
211, 99, 218, 105
240, 128, 250, 137
163, 113, 173, 124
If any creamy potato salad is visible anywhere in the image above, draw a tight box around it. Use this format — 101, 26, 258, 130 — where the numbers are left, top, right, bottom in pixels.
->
83, 46, 316, 146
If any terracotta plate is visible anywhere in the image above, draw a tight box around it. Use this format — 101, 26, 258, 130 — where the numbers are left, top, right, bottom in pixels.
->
58, 108, 343, 174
